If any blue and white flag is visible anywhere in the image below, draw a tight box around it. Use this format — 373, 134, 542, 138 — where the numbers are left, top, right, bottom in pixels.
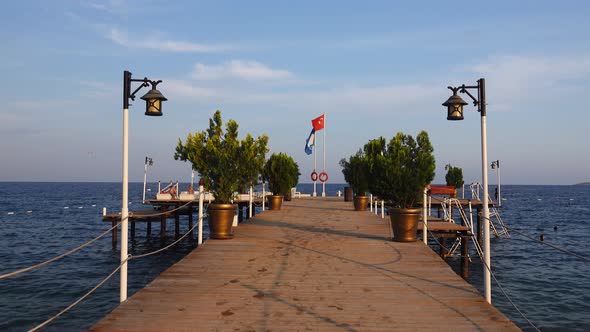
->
305, 128, 316, 155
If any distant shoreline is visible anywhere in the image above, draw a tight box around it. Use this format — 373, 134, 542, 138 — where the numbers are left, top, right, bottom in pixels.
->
574, 182, 590, 186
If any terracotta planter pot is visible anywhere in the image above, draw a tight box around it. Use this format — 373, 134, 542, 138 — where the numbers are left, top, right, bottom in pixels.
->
344, 187, 353, 202
353, 195, 369, 211
268, 195, 283, 210
207, 203, 236, 239
388, 207, 420, 242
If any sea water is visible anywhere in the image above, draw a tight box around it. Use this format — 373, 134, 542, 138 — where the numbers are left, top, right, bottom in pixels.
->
0, 183, 589, 331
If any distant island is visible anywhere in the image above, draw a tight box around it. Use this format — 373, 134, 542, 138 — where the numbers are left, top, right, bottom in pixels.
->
574, 182, 590, 186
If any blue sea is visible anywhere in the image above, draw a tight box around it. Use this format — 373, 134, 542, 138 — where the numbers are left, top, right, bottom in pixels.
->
0, 183, 589, 331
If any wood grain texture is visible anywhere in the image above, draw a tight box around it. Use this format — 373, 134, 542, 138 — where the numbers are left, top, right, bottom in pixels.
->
91, 198, 520, 332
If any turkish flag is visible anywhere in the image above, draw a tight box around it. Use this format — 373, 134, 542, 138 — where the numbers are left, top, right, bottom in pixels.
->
311, 114, 325, 131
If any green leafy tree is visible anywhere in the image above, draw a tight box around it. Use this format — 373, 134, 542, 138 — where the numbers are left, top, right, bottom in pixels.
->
339, 149, 369, 196
263, 153, 300, 196
445, 164, 464, 188
367, 131, 436, 208
174, 110, 269, 203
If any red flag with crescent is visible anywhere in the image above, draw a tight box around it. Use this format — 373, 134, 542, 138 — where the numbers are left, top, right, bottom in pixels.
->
311, 114, 325, 131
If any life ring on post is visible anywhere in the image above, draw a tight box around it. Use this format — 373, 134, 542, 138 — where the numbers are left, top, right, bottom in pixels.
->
310, 171, 318, 182
319, 171, 329, 183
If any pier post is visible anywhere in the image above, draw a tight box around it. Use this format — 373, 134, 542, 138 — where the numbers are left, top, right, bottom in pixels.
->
249, 186, 253, 219
160, 210, 167, 241
461, 235, 469, 279
188, 204, 193, 238
198, 184, 204, 245
174, 209, 180, 239
112, 219, 117, 248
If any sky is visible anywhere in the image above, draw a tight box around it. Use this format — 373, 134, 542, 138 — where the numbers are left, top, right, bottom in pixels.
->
1, 0, 589, 185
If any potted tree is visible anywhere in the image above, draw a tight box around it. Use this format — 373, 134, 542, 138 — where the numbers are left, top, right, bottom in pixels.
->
174, 110, 268, 239
445, 164, 464, 197
367, 131, 435, 242
263, 153, 300, 210
339, 149, 369, 211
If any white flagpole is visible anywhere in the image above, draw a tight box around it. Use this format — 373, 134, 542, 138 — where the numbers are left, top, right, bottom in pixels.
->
313, 132, 317, 197
322, 112, 326, 197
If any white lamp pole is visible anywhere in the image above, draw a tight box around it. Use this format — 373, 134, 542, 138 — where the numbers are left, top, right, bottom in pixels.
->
121, 70, 167, 302
443, 78, 491, 304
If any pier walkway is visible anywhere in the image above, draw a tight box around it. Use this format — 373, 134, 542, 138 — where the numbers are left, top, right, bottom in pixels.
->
91, 198, 520, 331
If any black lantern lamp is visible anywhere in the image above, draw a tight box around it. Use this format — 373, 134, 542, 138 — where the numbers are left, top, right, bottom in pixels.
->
443, 79, 486, 121
442, 87, 468, 120
140, 83, 167, 116
123, 70, 167, 116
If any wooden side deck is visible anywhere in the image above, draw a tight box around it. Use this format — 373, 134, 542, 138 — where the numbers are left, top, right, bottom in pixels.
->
91, 198, 520, 331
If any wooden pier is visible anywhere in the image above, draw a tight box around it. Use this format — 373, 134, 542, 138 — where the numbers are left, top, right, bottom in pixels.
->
103, 198, 262, 246
91, 198, 520, 331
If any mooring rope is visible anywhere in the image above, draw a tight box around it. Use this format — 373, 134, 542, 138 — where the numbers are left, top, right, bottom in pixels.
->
0, 220, 122, 280
27, 256, 129, 332
27, 213, 205, 331
502, 224, 590, 263
130, 214, 203, 259
129, 200, 194, 218
424, 227, 540, 331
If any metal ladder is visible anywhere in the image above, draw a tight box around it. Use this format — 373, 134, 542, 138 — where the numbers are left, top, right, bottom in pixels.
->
440, 198, 484, 260
469, 183, 510, 238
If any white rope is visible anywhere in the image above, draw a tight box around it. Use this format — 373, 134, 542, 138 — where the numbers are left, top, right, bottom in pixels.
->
504, 225, 590, 263
13, 199, 203, 330
0, 220, 122, 280
27, 256, 129, 332
27, 212, 204, 330
131, 215, 203, 259
129, 200, 194, 218
425, 227, 539, 331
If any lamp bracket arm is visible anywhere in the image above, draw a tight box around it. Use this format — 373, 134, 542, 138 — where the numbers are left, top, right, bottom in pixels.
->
128, 81, 150, 101
459, 87, 479, 107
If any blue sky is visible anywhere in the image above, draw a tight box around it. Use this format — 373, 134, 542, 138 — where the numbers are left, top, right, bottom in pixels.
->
1, 0, 589, 185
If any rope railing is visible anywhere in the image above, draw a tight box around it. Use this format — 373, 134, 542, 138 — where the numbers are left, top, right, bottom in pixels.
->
27, 256, 129, 332
129, 200, 195, 218
424, 227, 540, 332
131, 215, 203, 260
27, 211, 205, 331
502, 224, 590, 263
0, 220, 122, 280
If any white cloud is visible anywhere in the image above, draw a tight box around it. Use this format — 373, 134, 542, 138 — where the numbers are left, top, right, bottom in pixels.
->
166, 78, 440, 114
192, 60, 294, 81
107, 28, 234, 53
467, 54, 590, 112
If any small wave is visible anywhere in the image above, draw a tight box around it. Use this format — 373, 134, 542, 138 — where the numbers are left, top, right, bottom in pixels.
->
26, 211, 32, 214
7, 212, 15, 215
64, 207, 69, 209
78, 206, 83, 209
91, 204, 96, 207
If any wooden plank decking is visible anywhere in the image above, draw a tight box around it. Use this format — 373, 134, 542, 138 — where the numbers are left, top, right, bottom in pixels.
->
91, 198, 520, 332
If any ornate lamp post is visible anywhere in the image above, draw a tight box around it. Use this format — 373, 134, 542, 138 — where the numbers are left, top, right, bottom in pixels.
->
121, 70, 167, 302
442, 78, 492, 304
491, 160, 501, 207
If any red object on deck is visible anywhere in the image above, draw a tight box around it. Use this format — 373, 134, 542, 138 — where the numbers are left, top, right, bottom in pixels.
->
428, 185, 457, 196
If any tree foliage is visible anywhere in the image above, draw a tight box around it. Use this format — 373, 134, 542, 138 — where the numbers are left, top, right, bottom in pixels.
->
339, 149, 369, 196
445, 165, 464, 188
366, 131, 436, 208
263, 153, 300, 196
174, 110, 269, 203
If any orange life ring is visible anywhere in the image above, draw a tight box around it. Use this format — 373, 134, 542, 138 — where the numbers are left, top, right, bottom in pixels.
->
319, 171, 329, 183
310, 171, 318, 182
